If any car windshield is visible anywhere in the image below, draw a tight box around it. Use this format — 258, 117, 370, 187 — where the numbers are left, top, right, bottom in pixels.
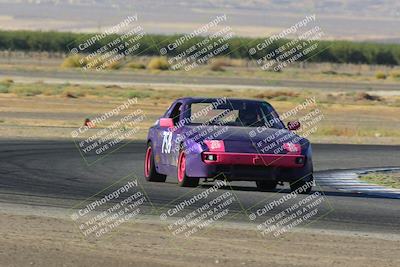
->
187, 100, 285, 128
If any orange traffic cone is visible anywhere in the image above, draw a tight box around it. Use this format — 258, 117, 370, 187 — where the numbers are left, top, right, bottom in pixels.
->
84, 118, 95, 128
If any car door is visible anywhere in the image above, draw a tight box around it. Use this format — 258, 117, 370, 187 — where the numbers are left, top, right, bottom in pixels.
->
159, 101, 183, 168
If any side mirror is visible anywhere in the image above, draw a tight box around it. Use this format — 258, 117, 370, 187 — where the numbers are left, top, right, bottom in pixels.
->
287, 121, 301, 131
159, 118, 174, 128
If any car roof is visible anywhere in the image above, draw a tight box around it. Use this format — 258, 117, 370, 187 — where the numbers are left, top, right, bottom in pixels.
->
176, 97, 267, 104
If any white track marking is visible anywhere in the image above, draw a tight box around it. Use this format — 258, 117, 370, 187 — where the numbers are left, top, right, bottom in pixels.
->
315, 168, 400, 199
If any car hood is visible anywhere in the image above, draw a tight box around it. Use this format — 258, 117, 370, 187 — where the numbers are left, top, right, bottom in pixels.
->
182, 125, 309, 154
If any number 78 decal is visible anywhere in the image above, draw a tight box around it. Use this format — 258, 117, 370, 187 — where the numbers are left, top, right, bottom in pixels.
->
162, 131, 173, 153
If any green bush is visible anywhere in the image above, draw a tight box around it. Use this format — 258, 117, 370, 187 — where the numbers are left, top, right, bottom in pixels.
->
147, 57, 169, 70
105, 60, 122, 70
322, 70, 338, 75
390, 71, 400, 79
1, 30, 400, 66
127, 62, 146, 69
0, 78, 13, 93
61, 55, 86, 68
2, 78, 14, 84
0, 84, 9, 93
209, 58, 232, 71
375, 72, 387, 79
12, 86, 43, 96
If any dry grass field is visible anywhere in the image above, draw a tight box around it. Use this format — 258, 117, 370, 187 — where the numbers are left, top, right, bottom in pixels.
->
1, 52, 400, 84
0, 80, 399, 144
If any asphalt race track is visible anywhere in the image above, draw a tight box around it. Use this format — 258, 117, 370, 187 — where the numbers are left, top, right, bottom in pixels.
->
0, 140, 399, 235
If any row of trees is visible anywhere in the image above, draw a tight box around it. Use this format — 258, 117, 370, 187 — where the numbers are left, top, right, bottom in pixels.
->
0, 30, 399, 66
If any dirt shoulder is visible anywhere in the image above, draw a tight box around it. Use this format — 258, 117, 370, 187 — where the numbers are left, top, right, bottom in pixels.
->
1, 204, 399, 267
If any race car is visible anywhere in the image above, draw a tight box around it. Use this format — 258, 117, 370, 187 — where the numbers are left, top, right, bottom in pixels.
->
144, 97, 313, 193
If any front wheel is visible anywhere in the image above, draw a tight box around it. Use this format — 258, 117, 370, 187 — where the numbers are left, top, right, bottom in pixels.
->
144, 143, 166, 182
177, 150, 199, 187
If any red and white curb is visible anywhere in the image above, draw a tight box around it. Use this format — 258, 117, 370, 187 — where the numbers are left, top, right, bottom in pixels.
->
315, 168, 400, 199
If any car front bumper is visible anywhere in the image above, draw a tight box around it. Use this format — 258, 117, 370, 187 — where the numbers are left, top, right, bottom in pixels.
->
202, 152, 305, 168
185, 151, 313, 182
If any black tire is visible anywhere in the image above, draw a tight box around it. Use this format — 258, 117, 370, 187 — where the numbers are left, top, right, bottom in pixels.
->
290, 179, 313, 194
256, 180, 278, 191
144, 142, 166, 182
177, 150, 199, 187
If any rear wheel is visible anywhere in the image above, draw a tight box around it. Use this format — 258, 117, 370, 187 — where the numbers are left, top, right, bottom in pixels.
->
144, 142, 166, 182
256, 180, 278, 191
290, 179, 312, 194
177, 150, 199, 187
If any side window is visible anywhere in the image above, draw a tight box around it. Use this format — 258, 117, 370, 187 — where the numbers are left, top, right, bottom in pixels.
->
169, 102, 182, 126
163, 102, 176, 117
